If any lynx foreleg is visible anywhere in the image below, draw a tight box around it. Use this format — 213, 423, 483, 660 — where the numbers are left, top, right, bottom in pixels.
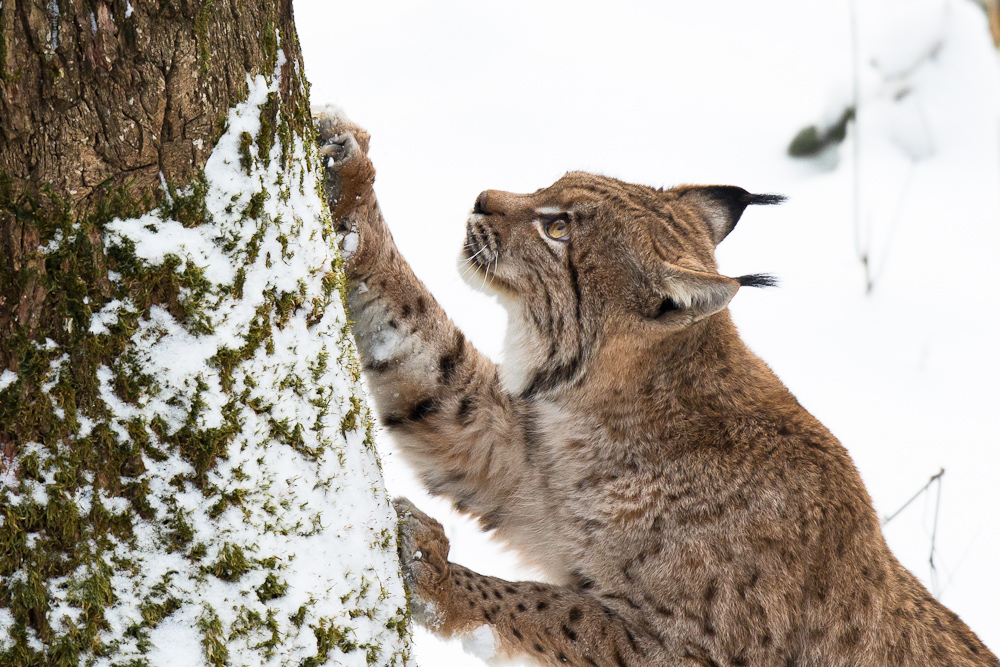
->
395, 499, 661, 667
315, 108, 530, 520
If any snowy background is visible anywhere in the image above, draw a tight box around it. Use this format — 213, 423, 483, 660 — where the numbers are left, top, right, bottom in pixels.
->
296, 0, 1000, 662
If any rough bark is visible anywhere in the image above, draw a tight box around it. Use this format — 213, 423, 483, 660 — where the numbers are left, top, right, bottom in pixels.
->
0, 1, 412, 665
0, 0, 308, 364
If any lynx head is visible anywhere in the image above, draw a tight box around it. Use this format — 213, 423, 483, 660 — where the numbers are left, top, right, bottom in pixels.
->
461, 171, 783, 396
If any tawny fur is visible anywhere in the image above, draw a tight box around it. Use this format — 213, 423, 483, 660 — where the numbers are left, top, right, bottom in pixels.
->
314, 108, 998, 667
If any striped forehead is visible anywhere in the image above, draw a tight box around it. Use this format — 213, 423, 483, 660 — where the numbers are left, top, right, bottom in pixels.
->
548, 173, 669, 219
547, 173, 713, 263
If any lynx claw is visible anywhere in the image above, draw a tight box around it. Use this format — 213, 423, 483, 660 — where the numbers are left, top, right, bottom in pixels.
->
319, 132, 358, 169
393, 497, 453, 628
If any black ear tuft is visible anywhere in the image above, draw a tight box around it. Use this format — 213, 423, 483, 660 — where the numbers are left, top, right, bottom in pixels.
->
679, 186, 786, 245
736, 273, 779, 288
745, 193, 787, 206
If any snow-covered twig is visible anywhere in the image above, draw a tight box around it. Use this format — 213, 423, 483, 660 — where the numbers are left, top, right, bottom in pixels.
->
882, 467, 946, 597
929, 470, 944, 597
882, 467, 944, 526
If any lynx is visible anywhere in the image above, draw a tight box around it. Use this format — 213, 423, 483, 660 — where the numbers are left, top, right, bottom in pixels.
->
313, 107, 998, 667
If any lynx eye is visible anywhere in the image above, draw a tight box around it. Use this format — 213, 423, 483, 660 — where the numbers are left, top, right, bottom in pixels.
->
544, 218, 569, 241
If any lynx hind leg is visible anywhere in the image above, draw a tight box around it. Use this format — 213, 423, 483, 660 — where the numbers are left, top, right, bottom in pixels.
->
394, 497, 659, 666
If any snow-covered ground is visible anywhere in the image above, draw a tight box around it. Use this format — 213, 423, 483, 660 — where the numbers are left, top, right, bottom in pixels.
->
296, 0, 1000, 662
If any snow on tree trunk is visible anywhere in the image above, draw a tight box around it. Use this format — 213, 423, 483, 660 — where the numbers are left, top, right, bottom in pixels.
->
0, 1, 412, 665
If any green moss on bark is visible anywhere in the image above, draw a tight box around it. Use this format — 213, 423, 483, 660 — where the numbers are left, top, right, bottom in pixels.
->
197, 607, 228, 667
0, 21, 9, 82
0, 178, 164, 666
194, 0, 216, 76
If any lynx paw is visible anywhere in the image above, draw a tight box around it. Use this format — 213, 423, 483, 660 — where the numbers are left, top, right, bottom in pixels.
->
311, 104, 375, 223
393, 497, 453, 629
312, 104, 371, 154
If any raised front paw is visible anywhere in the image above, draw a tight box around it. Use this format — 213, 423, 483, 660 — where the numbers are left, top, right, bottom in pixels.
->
311, 104, 375, 223
393, 497, 454, 630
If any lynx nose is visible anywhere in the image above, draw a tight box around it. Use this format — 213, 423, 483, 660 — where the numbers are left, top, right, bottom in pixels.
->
474, 189, 515, 215
473, 190, 490, 215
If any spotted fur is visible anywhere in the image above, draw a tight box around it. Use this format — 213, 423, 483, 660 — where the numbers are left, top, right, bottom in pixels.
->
315, 107, 997, 667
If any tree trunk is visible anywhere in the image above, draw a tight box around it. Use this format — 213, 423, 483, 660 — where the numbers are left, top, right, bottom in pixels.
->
0, 1, 412, 665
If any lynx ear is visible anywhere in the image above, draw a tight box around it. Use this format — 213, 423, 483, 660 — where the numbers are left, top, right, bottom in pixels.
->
677, 186, 786, 245
654, 265, 741, 325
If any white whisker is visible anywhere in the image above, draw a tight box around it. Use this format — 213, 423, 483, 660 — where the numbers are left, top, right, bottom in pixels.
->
458, 262, 477, 281
458, 248, 487, 273
463, 246, 487, 264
